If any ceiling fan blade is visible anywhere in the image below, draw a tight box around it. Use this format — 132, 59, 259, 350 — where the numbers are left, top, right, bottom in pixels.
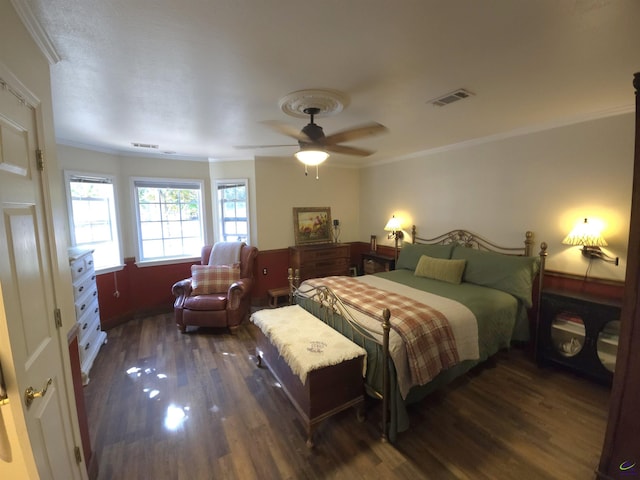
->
261, 120, 311, 142
323, 122, 388, 145
325, 144, 374, 157
234, 144, 296, 149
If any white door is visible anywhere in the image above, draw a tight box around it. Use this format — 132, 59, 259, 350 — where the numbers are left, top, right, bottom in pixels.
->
0, 76, 80, 478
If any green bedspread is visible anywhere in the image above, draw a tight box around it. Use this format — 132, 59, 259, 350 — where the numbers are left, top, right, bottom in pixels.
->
372, 269, 520, 359
296, 270, 522, 442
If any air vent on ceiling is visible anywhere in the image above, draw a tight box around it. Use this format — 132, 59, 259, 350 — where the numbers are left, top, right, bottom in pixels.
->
430, 89, 474, 107
131, 142, 159, 149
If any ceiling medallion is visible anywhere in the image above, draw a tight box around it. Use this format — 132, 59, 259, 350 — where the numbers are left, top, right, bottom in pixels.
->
279, 89, 349, 119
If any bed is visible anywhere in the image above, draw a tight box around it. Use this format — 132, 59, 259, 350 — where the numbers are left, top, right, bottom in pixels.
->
289, 226, 548, 442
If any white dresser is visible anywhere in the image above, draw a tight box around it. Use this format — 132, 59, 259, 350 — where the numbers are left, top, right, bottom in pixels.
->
68, 248, 107, 384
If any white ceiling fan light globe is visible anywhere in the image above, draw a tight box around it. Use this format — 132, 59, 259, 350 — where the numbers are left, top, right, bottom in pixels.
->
295, 149, 329, 166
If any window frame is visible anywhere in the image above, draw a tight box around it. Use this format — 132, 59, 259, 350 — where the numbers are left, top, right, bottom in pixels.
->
131, 176, 206, 266
64, 170, 123, 273
214, 178, 250, 244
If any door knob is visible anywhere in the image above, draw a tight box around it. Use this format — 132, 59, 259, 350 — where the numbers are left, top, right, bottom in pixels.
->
24, 378, 52, 407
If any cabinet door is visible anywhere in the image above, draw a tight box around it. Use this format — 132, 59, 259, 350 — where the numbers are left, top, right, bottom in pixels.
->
540, 293, 619, 384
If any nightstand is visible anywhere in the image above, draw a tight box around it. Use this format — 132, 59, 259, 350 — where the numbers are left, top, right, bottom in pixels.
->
537, 289, 621, 385
361, 252, 395, 275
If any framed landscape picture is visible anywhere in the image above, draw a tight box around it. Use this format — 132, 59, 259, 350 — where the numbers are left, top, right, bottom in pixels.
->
293, 207, 332, 245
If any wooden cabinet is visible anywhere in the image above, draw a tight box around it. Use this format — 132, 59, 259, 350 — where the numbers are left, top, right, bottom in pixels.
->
289, 243, 351, 282
361, 252, 395, 275
537, 289, 621, 385
69, 248, 107, 384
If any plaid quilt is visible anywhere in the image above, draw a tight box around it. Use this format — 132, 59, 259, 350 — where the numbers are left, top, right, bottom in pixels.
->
304, 276, 460, 386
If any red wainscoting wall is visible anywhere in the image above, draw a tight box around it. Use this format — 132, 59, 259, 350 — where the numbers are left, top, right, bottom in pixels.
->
95, 242, 394, 329
96, 258, 193, 330
95, 245, 625, 331
543, 270, 624, 301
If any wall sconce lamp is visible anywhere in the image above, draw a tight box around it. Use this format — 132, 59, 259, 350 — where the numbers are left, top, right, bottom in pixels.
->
562, 218, 619, 265
384, 215, 404, 263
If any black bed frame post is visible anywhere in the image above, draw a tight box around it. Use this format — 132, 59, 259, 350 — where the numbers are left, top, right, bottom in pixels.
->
381, 308, 391, 443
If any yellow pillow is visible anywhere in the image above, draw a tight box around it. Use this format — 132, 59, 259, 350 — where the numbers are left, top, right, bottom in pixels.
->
414, 255, 466, 285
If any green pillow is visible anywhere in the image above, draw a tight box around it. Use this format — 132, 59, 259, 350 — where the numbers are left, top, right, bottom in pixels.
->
414, 255, 466, 284
396, 243, 454, 270
451, 245, 540, 307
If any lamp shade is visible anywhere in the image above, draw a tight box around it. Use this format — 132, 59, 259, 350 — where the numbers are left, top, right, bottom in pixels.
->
562, 218, 608, 247
294, 148, 329, 166
384, 215, 402, 232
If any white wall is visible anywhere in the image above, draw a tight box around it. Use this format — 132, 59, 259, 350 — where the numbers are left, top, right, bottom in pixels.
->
360, 113, 635, 282
255, 156, 360, 250
56, 145, 212, 259
57, 112, 635, 282
208, 159, 257, 245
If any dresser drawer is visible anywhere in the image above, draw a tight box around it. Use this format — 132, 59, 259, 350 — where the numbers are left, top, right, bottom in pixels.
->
307, 257, 350, 276
70, 252, 95, 282
72, 269, 97, 300
78, 320, 103, 364
75, 285, 99, 320
297, 245, 349, 262
78, 300, 100, 344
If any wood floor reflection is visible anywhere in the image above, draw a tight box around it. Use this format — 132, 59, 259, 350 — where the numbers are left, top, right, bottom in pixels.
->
84, 312, 610, 480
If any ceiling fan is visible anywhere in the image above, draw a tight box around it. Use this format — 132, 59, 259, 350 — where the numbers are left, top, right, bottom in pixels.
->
236, 107, 388, 175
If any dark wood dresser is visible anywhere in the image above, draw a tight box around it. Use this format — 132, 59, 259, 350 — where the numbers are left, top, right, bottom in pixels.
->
289, 243, 350, 282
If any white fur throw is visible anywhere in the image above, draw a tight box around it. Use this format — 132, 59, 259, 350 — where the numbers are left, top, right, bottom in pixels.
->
251, 305, 366, 384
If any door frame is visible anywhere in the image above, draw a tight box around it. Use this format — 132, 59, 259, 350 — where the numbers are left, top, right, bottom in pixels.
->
0, 60, 87, 479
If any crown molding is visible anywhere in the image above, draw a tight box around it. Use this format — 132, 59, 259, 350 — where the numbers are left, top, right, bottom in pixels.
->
10, 0, 61, 65
367, 104, 635, 168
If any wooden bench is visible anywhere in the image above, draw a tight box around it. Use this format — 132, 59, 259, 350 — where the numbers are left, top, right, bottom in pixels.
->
251, 305, 366, 447
267, 286, 290, 308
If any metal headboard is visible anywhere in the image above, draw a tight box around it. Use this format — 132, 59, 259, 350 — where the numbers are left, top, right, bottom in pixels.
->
411, 225, 537, 257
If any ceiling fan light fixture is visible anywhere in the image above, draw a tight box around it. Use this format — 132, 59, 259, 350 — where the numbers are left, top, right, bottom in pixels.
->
295, 148, 329, 166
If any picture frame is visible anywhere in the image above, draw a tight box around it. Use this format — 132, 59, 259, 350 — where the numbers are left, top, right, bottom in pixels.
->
293, 207, 332, 245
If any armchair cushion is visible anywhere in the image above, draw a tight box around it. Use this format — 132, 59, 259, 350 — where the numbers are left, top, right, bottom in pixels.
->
183, 293, 228, 311
191, 263, 240, 295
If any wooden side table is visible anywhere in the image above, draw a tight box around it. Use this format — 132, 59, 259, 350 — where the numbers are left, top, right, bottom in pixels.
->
361, 252, 395, 275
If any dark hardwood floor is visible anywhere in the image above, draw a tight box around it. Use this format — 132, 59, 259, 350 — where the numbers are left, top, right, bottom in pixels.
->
84, 311, 610, 479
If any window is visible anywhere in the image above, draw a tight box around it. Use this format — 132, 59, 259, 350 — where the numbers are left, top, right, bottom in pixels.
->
65, 171, 122, 271
133, 178, 204, 262
215, 179, 249, 243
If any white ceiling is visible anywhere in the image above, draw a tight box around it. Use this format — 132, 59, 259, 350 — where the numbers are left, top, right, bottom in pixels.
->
17, 0, 640, 166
